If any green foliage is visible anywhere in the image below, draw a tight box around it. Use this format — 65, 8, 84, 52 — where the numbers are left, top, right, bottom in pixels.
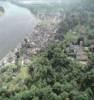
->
0, 41, 94, 100
1, 1, 94, 100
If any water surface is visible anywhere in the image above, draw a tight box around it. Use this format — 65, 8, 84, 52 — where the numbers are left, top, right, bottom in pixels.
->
0, 1, 36, 59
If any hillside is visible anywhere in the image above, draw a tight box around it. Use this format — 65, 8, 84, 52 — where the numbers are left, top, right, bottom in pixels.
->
0, 1, 94, 100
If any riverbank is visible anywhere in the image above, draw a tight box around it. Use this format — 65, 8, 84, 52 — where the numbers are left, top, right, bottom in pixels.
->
0, 3, 63, 67
0, 18, 58, 68
0, 1, 39, 58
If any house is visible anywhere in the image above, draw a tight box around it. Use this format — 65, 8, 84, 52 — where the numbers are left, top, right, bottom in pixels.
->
76, 50, 88, 61
66, 42, 88, 62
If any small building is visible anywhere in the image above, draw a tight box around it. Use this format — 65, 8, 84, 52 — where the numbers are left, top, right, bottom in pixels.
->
67, 43, 88, 62
76, 50, 88, 61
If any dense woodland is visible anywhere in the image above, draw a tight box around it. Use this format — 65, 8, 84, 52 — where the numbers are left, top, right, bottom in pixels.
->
0, 0, 94, 100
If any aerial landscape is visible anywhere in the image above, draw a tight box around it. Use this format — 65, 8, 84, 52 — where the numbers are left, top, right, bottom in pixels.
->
0, 0, 94, 100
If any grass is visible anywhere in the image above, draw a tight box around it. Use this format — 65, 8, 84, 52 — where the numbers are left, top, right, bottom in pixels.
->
16, 67, 30, 80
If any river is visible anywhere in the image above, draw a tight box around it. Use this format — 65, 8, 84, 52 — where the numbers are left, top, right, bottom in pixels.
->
0, 1, 36, 59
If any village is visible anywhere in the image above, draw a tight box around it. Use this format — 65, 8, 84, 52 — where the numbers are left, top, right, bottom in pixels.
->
0, 18, 58, 67
65, 34, 94, 65
0, 3, 94, 68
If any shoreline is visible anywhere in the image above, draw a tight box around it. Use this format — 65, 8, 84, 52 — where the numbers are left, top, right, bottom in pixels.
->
0, 17, 40, 67
0, 19, 58, 67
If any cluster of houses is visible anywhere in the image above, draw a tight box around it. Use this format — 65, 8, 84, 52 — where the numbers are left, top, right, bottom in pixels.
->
17, 22, 57, 65
65, 35, 94, 64
0, 21, 57, 67
36, 10, 64, 24
66, 38, 87, 62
